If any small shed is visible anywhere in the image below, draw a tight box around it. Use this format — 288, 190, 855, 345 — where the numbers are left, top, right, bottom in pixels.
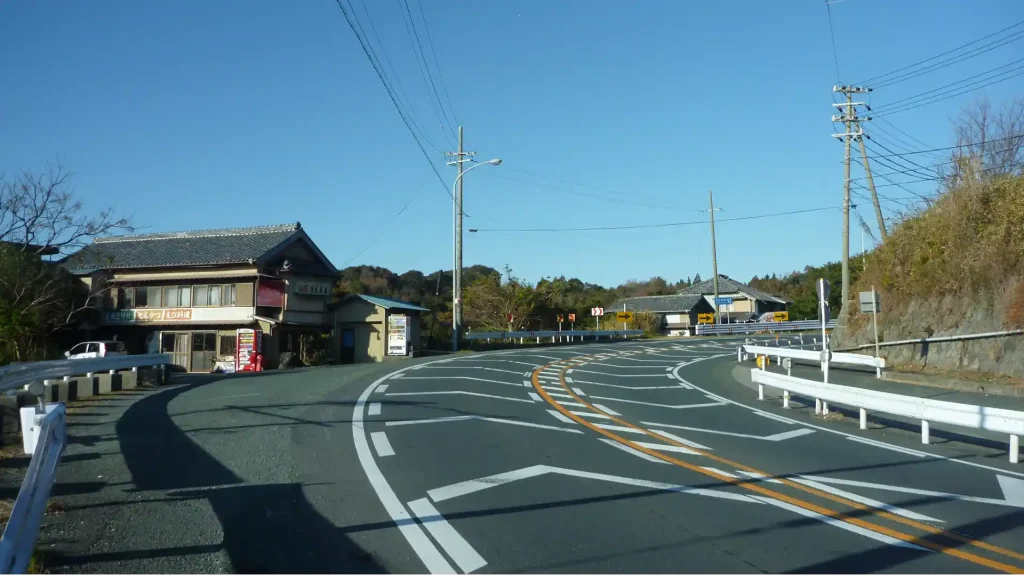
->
333, 294, 429, 363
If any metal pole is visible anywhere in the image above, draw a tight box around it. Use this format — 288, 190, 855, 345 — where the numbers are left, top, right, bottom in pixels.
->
709, 190, 720, 324
841, 91, 852, 308
452, 126, 465, 352
872, 285, 881, 377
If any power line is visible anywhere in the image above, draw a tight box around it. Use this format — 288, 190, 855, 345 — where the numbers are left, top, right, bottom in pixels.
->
825, 0, 842, 82
874, 31, 1024, 89
469, 206, 839, 233
874, 116, 937, 151
414, 0, 460, 130
874, 70, 1024, 118
873, 57, 1024, 111
860, 133, 1024, 158
397, 0, 456, 142
480, 171, 686, 211
863, 139, 937, 179
858, 19, 1024, 85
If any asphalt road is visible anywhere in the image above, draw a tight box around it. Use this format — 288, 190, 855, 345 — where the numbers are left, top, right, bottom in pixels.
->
36, 337, 1024, 573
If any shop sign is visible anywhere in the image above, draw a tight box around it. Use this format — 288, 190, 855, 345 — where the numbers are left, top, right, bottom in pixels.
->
103, 307, 249, 324
387, 314, 409, 356
257, 280, 285, 307
293, 281, 332, 296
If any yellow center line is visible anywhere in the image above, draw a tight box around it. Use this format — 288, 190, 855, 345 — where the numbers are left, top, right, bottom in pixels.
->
533, 356, 1024, 573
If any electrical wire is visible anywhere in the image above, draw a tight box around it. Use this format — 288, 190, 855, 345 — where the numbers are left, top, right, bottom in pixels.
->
872, 66, 1024, 118
874, 116, 937, 151
479, 171, 687, 211
397, 0, 456, 143
825, 0, 842, 82
469, 206, 839, 233
414, 0, 460, 130
857, 19, 1024, 86
863, 139, 937, 179
873, 57, 1024, 111
860, 133, 1024, 158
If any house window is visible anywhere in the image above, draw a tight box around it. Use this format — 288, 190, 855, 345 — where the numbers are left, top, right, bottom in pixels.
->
137, 286, 160, 308
193, 284, 235, 306
222, 284, 236, 306
120, 287, 134, 309
194, 285, 209, 306
162, 286, 191, 308
219, 334, 236, 356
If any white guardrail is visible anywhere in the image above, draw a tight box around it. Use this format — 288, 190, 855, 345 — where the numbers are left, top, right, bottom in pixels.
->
0, 354, 173, 573
739, 344, 885, 376
750, 368, 1022, 463
0, 354, 172, 394
696, 320, 836, 336
465, 329, 643, 342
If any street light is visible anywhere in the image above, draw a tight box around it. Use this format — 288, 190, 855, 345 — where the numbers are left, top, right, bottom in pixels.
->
452, 158, 502, 352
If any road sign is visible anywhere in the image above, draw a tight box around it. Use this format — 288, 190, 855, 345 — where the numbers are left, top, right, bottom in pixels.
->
773, 311, 789, 322
615, 311, 634, 322
556, 314, 564, 323
506, 313, 513, 322
714, 297, 733, 306
756, 356, 770, 369
568, 313, 576, 322
697, 313, 715, 324
817, 278, 831, 301
859, 291, 881, 313
591, 307, 604, 316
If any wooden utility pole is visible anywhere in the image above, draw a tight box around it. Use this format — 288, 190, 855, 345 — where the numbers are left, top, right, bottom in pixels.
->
708, 190, 721, 324
832, 85, 870, 308
856, 126, 888, 241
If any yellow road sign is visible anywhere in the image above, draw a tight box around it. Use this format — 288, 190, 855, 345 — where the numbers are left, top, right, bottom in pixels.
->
773, 311, 789, 322
756, 356, 770, 369
697, 313, 715, 324
615, 311, 634, 322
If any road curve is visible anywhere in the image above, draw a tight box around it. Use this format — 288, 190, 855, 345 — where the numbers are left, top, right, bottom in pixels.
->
41, 337, 1024, 573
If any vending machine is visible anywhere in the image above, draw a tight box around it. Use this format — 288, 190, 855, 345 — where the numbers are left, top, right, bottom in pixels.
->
236, 328, 264, 372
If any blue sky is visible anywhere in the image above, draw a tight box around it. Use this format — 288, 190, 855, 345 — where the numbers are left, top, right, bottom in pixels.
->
2, 0, 1023, 287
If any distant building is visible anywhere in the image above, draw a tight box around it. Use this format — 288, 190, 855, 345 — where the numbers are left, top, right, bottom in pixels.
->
608, 294, 715, 336
333, 294, 429, 363
60, 222, 336, 371
679, 274, 790, 322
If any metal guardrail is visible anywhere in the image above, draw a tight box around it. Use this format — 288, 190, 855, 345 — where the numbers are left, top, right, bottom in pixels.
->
740, 344, 885, 373
696, 320, 836, 336
0, 354, 172, 394
0, 403, 67, 573
750, 368, 1022, 463
465, 330, 643, 341
836, 329, 1024, 353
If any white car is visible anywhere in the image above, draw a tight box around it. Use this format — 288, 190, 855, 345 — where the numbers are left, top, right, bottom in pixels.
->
65, 340, 128, 359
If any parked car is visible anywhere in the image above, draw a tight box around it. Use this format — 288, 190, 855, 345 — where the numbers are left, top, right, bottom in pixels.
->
65, 340, 128, 359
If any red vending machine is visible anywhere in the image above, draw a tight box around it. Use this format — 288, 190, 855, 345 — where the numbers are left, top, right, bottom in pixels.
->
236, 328, 264, 372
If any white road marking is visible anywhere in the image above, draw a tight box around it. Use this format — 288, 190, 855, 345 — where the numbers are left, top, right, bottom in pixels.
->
594, 423, 647, 434
572, 380, 685, 390
801, 475, 1024, 509
391, 373, 406, 379
586, 363, 675, 369
599, 438, 671, 464
736, 470, 782, 484
590, 396, 726, 410
426, 464, 764, 505
751, 496, 929, 552
377, 384, 389, 393
407, 498, 488, 573
552, 399, 587, 409
676, 381, 694, 389
528, 392, 543, 402
386, 391, 534, 404
573, 369, 674, 378
647, 429, 712, 450
386, 415, 584, 434
752, 411, 798, 425
566, 368, 574, 374
371, 431, 395, 457
547, 410, 577, 425
455, 359, 541, 367
568, 410, 612, 419
702, 467, 740, 479
422, 365, 524, 376
402, 376, 521, 388
671, 360, 1024, 479
845, 436, 927, 458
539, 384, 564, 392
353, 367, 454, 573
789, 477, 944, 523
641, 421, 816, 442
615, 356, 691, 363
368, 402, 382, 416
546, 392, 577, 400
592, 403, 621, 416
632, 440, 699, 455
573, 387, 586, 396
538, 373, 559, 380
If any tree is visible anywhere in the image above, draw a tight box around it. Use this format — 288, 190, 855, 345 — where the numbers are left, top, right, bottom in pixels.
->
692, 273, 702, 284
944, 97, 1024, 188
0, 164, 132, 363
462, 265, 536, 331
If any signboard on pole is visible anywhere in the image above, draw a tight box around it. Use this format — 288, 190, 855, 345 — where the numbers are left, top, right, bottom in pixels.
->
387, 314, 409, 356
556, 314, 564, 323
773, 311, 789, 322
615, 311, 634, 322
568, 313, 576, 322
859, 291, 881, 313
713, 297, 733, 306
697, 313, 715, 324
591, 307, 604, 316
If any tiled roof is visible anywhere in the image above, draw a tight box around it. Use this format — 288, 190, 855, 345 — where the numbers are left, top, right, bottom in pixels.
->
679, 274, 791, 304
349, 294, 430, 312
610, 294, 707, 313
61, 223, 303, 273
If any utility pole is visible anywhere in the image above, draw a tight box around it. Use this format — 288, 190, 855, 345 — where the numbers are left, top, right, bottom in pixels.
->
832, 85, 869, 309
707, 190, 721, 324
444, 127, 475, 351
855, 123, 887, 242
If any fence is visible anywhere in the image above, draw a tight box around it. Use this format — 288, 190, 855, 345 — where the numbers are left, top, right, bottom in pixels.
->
750, 368, 1022, 463
465, 330, 643, 342
696, 320, 836, 336
740, 344, 885, 376
0, 354, 172, 394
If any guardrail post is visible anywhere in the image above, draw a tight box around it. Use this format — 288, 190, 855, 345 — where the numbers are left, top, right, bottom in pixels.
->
921, 420, 930, 444
536, 337, 540, 344
822, 401, 829, 415
62, 376, 70, 382
782, 390, 790, 408
876, 365, 882, 379
1011, 435, 1019, 464
109, 369, 115, 375
815, 398, 822, 415
131, 366, 138, 372
737, 347, 742, 362
758, 384, 764, 401
85, 372, 93, 378
859, 408, 867, 430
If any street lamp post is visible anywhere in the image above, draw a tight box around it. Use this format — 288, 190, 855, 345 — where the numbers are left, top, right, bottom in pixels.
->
452, 158, 502, 352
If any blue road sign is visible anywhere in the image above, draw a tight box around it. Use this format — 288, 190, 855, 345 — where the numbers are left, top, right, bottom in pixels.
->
714, 297, 733, 305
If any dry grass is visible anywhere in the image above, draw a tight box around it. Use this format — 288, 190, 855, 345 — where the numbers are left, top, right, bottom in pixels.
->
856, 175, 1024, 310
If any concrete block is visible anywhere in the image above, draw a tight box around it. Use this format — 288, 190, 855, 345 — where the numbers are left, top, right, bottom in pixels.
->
119, 370, 135, 390
94, 374, 113, 395
73, 376, 95, 400
45, 381, 69, 403
0, 392, 40, 440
